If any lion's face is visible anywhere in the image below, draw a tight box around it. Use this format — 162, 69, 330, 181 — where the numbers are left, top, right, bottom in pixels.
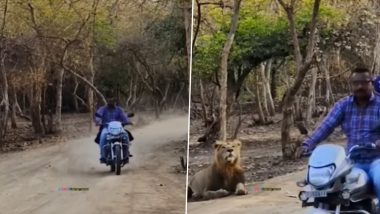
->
214, 140, 242, 166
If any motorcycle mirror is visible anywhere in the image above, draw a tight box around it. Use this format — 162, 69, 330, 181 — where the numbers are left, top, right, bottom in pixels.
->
128, 113, 135, 118
296, 180, 307, 187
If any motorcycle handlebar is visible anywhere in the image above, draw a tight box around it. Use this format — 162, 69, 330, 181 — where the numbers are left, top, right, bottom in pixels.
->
301, 143, 378, 159
347, 143, 377, 159
98, 122, 134, 127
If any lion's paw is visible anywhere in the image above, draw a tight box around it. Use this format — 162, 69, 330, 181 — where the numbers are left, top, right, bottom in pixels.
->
216, 189, 229, 196
235, 183, 247, 195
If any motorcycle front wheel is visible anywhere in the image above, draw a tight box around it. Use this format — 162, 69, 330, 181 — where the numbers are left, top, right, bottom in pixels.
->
114, 145, 122, 175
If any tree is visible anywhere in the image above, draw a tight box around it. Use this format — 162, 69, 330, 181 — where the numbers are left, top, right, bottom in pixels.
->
219, 0, 242, 140
0, 0, 9, 140
278, 0, 321, 159
0, 0, 188, 143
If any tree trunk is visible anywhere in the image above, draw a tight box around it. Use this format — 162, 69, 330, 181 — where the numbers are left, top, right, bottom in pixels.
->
264, 59, 275, 115
42, 85, 53, 134
14, 97, 30, 121
254, 75, 266, 124
22, 93, 26, 113
322, 56, 334, 107
260, 64, 270, 118
199, 79, 208, 126
374, 42, 380, 70
281, 94, 296, 159
55, 68, 64, 132
173, 82, 185, 107
294, 96, 302, 121
245, 74, 266, 125
159, 82, 170, 114
271, 63, 278, 100
372, 4, 380, 74
278, 0, 321, 159
41, 86, 47, 134
10, 84, 17, 128
232, 100, 243, 139
306, 67, 317, 126
73, 77, 79, 112
88, 2, 99, 131
261, 82, 269, 117
155, 100, 160, 119
260, 62, 274, 116
30, 84, 44, 135
0, 54, 9, 139
88, 75, 94, 132
218, 0, 242, 141
182, 0, 192, 68
0, 0, 9, 140
126, 75, 134, 108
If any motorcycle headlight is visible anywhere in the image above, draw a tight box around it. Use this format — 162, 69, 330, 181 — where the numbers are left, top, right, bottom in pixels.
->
108, 127, 122, 136
308, 164, 335, 188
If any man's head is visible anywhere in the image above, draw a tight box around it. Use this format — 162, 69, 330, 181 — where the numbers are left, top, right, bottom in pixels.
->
350, 67, 373, 100
106, 97, 117, 108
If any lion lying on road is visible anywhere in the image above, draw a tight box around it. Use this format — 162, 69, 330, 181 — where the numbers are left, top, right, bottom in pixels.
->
188, 139, 247, 200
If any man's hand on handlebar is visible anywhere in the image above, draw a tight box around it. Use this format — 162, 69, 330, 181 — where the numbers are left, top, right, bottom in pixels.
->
375, 140, 380, 151
295, 145, 310, 159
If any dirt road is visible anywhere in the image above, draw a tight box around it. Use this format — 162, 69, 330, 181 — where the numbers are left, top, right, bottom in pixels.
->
187, 170, 311, 214
0, 115, 188, 214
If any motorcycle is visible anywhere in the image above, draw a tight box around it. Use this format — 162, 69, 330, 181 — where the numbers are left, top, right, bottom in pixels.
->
297, 143, 380, 214
102, 113, 134, 176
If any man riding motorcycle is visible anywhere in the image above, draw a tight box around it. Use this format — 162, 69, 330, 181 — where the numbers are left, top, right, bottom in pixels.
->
95, 97, 132, 163
296, 67, 380, 210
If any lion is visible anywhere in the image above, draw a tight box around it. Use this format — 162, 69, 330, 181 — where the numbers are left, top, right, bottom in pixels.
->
188, 139, 247, 200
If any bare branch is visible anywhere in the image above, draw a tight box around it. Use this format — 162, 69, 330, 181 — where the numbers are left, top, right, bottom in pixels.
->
0, 0, 8, 39
74, 94, 90, 109
278, 0, 302, 67
302, 0, 321, 67
193, 0, 202, 50
277, 0, 288, 9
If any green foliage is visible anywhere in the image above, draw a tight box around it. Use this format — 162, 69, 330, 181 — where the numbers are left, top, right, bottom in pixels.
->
193, 0, 346, 82
96, 53, 131, 96
193, 32, 226, 79
94, 17, 118, 49
147, 3, 187, 59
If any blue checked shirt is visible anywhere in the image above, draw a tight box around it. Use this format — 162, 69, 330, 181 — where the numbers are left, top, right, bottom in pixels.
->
303, 93, 380, 153
95, 106, 129, 126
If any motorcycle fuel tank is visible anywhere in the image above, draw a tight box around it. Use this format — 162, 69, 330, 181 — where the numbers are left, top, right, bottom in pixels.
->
344, 167, 371, 202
